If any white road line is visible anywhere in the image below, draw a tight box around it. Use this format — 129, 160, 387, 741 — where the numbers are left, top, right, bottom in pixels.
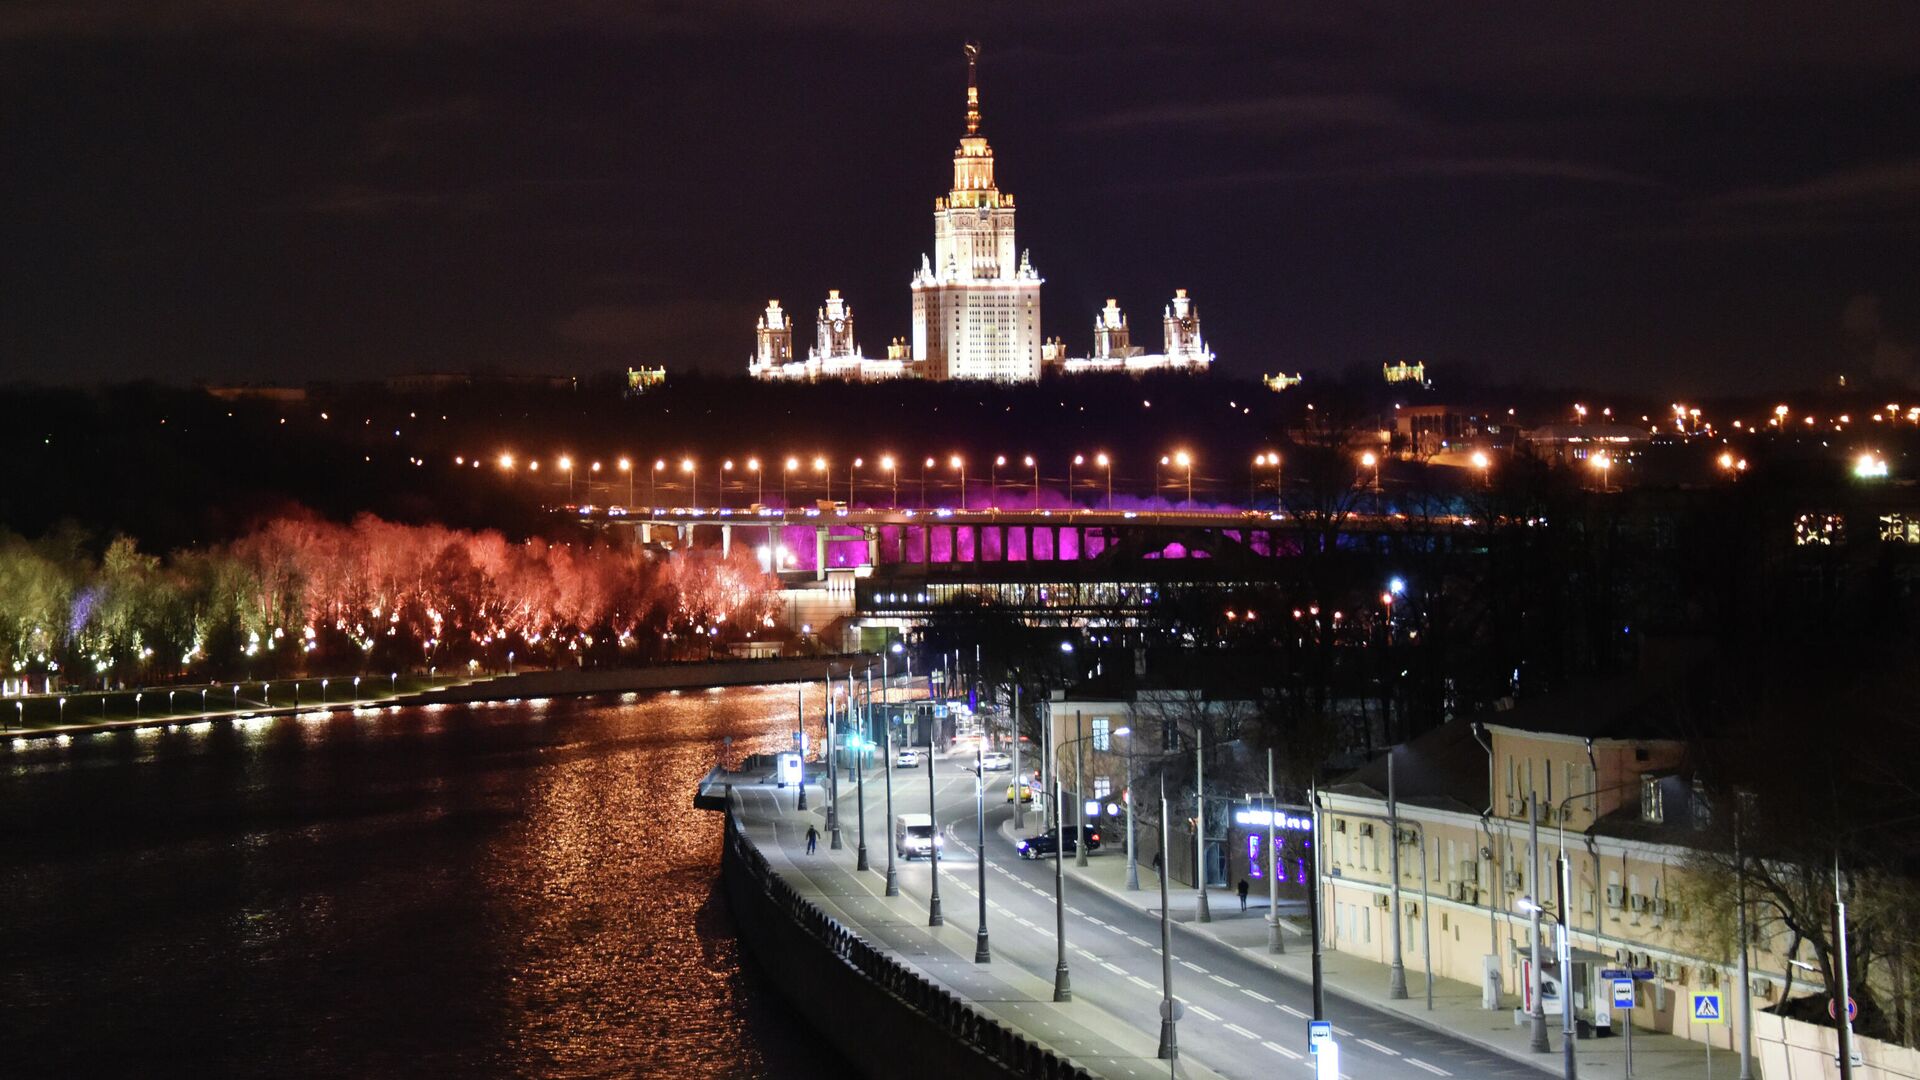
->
1333, 1025, 1354, 1037
1209, 974, 1238, 988
1407, 1059, 1451, 1076
1241, 989, 1274, 1003
1180, 960, 1207, 974
1128, 975, 1155, 990
1101, 962, 1128, 975
1225, 1023, 1259, 1040
1066, 906, 1084, 916
1358, 1038, 1399, 1056
1278, 1003, 1307, 1018
1263, 1040, 1302, 1060
1189, 1005, 1222, 1021
1127, 935, 1151, 947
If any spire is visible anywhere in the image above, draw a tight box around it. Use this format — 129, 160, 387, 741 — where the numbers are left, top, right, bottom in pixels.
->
964, 42, 981, 135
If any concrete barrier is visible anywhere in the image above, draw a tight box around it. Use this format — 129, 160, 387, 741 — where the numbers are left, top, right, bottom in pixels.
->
721, 806, 1094, 1080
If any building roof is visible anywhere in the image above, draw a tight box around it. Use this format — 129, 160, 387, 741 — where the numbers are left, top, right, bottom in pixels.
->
1325, 719, 1490, 814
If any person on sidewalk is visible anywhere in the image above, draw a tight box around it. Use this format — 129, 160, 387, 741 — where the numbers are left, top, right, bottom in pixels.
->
1151, 850, 1162, 877
805, 825, 818, 854
1237, 878, 1250, 911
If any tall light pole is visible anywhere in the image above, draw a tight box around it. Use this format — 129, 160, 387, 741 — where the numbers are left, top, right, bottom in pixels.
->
855, 695, 870, 872
1097, 452, 1112, 510
927, 700, 943, 927
812, 455, 828, 503
1388, 749, 1409, 999
880, 454, 897, 508
921, 457, 933, 508
992, 455, 1004, 506
1052, 773, 1072, 1001
618, 457, 632, 506
825, 677, 841, 850
1176, 450, 1193, 508
1157, 771, 1179, 1058
720, 459, 734, 509
1519, 893, 1576, 1080
1267, 748, 1283, 951
1075, 711, 1089, 867
882, 647, 899, 897
783, 456, 798, 508
680, 457, 695, 507
559, 455, 574, 501
1025, 454, 1039, 509
974, 741, 991, 963
950, 454, 966, 510
748, 457, 763, 506
589, 459, 601, 501
1070, 454, 1083, 508
652, 459, 665, 507
848, 457, 862, 507
1195, 718, 1212, 922
1529, 790, 1550, 1053
1119, 726, 1139, 890
1836, 851, 1857, 1080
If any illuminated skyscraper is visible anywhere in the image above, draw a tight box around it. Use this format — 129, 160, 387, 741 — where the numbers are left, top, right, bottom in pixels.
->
748, 301, 794, 375
1162, 289, 1213, 366
910, 44, 1043, 382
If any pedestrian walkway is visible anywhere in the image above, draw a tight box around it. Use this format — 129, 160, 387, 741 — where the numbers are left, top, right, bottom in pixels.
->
1057, 834, 1729, 1080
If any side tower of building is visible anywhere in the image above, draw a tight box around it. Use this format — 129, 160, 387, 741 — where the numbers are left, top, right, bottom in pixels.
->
910, 44, 1043, 381
1162, 289, 1214, 367
811, 289, 860, 364
748, 300, 795, 376
1093, 299, 1133, 360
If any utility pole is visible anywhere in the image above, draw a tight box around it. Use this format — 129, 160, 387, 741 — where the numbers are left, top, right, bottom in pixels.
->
1736, 800, 1754, 1080
1309, 779, 1326, 1019
1011, 683, 1024, 831
855, 685, 869, 871
882, 702, 897, 897
1388, 750, 1408, 998
1075, 710, 1089, 867
1125, 729, 1139, 891
795, 685, 808, 812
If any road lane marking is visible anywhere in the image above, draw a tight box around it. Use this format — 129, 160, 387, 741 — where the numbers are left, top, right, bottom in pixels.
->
1180, 960, 1207, 974
1359, 1038, 1399, 1056
1226, 1023, 1259, 1040
1209, 974, 1238, 988
1128, 975, 1155, 989
1102, 962, 1128, 975
1278, 1003, 1307, 1018
1127, 935, 1151, 947
1241, 989, 1274, 1003
1189, 1005, 1221, 1021
1263, 1040, 1302, 1060
1407, 1059, 1451, 1076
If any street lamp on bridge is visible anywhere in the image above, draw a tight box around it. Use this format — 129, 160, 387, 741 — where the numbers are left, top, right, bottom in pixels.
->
880, 454, 897, 508
1097, 452, 1112, 509
1025, 455, 1038, 509
618, 457, 632, 506
949, 454, 966, 510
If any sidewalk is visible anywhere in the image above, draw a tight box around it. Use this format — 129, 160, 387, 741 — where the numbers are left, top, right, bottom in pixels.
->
1056, 834, 1726, 1080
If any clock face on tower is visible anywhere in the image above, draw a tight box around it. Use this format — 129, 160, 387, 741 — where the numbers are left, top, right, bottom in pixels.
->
832, 320, 845, 334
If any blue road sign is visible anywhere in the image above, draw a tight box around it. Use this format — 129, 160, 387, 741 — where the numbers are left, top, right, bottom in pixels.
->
1613, 978, 1636, 1009
1308, 1020, 1332, 1053
1693, 993, 1724, 1024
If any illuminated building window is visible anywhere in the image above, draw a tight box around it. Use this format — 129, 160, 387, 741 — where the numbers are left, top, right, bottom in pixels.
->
1880, 514, 1920, 543
1092, 776, 1112, 799
1091, 716, 1110, 750
1795, 513, 1844, 546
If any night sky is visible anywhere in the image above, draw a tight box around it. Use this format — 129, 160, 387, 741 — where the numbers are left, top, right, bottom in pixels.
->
3, 2, 1918, 392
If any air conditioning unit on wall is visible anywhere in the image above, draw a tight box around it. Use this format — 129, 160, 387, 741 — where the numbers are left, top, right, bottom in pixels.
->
1374, 893, 1391, 910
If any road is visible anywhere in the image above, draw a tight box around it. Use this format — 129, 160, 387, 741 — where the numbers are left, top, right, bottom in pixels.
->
763, 748, 1550, 1080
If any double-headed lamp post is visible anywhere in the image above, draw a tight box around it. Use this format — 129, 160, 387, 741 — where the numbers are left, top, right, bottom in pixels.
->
1518, 892, 1577, 1080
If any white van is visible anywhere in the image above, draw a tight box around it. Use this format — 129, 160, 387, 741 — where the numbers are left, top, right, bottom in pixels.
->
894, 813, 943, 859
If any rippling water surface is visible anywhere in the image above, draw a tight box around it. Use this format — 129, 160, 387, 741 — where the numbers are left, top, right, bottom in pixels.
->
0, 686, 844, 1077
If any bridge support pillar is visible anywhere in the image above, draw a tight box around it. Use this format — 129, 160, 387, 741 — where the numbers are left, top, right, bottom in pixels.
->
721, 524, 732, 560
815, 526, 828, 581
865, 527, 879, 568
640, 522, 651, 544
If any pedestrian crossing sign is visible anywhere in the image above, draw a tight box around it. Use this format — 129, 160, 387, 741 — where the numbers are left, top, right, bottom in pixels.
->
1692, 993, 1725, 1024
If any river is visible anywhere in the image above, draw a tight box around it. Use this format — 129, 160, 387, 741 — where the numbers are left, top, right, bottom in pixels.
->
0, 686, 845, 1077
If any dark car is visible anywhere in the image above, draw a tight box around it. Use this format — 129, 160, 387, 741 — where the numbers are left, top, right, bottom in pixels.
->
1014, 830, 1102, 859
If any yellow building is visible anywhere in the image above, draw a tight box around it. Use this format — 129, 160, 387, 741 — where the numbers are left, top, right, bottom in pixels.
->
1320, 683, 1813, 1053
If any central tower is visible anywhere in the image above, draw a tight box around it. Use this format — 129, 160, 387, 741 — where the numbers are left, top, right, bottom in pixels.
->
910, 43, 1043, 381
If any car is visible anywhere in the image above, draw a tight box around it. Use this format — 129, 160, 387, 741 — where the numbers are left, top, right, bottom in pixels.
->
1014, 829, 1102, 859
895, 749, 922, 768
895, 813, 943, 859
980, 751, 1012, 772
1006, 780, 1036, 804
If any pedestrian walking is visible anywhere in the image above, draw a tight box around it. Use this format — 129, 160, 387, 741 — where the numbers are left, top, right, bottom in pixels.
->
1237, 878, 1250, 911
1151, 850, 1162, 876
805, 825, 819, 854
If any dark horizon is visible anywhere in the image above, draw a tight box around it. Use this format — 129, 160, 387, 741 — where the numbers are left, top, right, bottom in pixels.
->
3, 5, 1918, 392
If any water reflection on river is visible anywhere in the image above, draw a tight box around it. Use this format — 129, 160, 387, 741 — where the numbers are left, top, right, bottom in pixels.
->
0, 686, 843, 1077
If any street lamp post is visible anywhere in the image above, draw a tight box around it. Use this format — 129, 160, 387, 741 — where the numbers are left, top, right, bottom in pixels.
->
812, 455, 827, 504
1120, 726, 1139, 890
559, 455, 574, 501
974, 741, 991, 963
881, 455, 897, 508
619, 457, 632, 506
652, 459, 665, 507
1195, 719, 1212, 922
1070, 454, 1082, 508
1011, 683, 1025, 831
1025, 455, 1038, 510
992, 455, 1004, 506
848, 458, 862, 507
1519, 892, 1577, 1080
950, 455, 966, 511
1389, 749, 1409, 999
1097, 452, 1112, 510
825, 677, 841, 850
720, 460, 734, 510
1176, 450, 1193, 508
783, 457, 798, 508
1076, 711, 1089, 867
921, 457, 933, 508
1053, 774, 1072, 1002
883, 645, 899, 895
1267, 748, 1283, 951
855, 699, 870, 872
927, 706, 943, 927
748, 457, 763, 506
1529, 791, 1551, 1053
1157, 771, 1179, 1058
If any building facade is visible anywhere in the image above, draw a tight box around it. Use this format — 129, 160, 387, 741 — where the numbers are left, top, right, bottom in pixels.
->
1045, 291, 1219, 375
